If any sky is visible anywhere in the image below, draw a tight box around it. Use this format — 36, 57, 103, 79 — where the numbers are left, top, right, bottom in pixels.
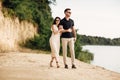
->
50, 0, 120, 39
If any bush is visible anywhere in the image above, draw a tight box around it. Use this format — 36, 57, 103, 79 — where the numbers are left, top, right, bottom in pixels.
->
77, 50, 94, 63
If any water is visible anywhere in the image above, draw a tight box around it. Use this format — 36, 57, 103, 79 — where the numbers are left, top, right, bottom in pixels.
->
83, 45, 120, 73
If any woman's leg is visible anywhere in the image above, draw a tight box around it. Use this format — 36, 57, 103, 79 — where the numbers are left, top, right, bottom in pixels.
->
49, 38, 55, 67
54, 57, 60, 68
50, 57, 55, 67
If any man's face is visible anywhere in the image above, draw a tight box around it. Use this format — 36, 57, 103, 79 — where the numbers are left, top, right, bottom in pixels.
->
65, 10, 71, 17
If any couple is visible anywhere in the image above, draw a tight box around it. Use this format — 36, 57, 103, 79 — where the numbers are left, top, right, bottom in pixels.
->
49, 8, 77, 69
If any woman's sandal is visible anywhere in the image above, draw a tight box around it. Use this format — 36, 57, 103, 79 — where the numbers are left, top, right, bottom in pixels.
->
56, 61, 60, 68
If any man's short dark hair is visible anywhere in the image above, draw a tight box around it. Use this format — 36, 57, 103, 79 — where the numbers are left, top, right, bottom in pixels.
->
64, 8, 71, 13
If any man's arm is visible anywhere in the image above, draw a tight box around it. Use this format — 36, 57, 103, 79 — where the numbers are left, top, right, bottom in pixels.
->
72, 26, 77, 42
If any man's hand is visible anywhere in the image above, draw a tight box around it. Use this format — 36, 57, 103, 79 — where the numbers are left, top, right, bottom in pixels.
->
72, 26, 77, 42
74, 37, 77, 42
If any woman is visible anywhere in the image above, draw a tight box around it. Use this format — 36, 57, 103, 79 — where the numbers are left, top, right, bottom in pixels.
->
49, 17, 71, 68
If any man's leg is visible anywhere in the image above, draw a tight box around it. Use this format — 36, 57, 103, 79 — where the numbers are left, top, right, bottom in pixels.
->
69, 38, 76, 68
62, 38, 68, 67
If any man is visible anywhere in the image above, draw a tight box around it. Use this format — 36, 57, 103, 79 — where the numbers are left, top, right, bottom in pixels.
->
60, 8, 77, 69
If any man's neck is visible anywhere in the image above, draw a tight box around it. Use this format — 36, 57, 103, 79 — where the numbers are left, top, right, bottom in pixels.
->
65, 16, 70, 21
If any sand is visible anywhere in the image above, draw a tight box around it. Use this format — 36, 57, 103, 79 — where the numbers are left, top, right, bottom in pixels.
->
0, 52, 120, 80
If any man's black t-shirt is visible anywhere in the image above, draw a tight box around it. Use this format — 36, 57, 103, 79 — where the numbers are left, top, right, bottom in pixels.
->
60, 18, 74, 38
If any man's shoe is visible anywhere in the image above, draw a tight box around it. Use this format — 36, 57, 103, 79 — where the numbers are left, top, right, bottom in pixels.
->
65, 64, 68, 69
72, 64, 76, 69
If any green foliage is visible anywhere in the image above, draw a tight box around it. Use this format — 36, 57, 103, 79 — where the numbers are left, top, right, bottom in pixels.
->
112, 38, 120, 45
2, 0, 94, 63
75, 34, 94, 63
77, 50, 94, 63
79, 35, 120, 46
75, 34, 82, 57
2, 0, 53, 50
25, 35, 51, 50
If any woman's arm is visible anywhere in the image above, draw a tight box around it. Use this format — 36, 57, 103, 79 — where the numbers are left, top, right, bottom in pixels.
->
60, 28, 72, 33
51, 25, 60, 34
59, 25, 72, 33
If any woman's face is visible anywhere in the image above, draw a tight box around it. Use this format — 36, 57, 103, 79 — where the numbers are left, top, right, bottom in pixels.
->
55, 18, 60, 25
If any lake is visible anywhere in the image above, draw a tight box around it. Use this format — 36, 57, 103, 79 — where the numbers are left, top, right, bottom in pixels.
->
83, 45, 120, 73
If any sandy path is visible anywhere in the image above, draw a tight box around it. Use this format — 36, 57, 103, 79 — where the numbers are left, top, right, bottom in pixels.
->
0, 52, 120, 80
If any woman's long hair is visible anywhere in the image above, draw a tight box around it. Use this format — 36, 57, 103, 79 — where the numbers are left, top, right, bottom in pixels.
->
53, 17, 61, 27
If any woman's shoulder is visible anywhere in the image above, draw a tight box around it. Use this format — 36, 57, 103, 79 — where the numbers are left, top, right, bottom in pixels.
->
51, 24, 57, 31
52, 24, 56, 26
51, 24, 57, 28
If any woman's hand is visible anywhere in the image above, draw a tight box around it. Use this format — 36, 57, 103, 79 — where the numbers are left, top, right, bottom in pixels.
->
59, 29, 64, 33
